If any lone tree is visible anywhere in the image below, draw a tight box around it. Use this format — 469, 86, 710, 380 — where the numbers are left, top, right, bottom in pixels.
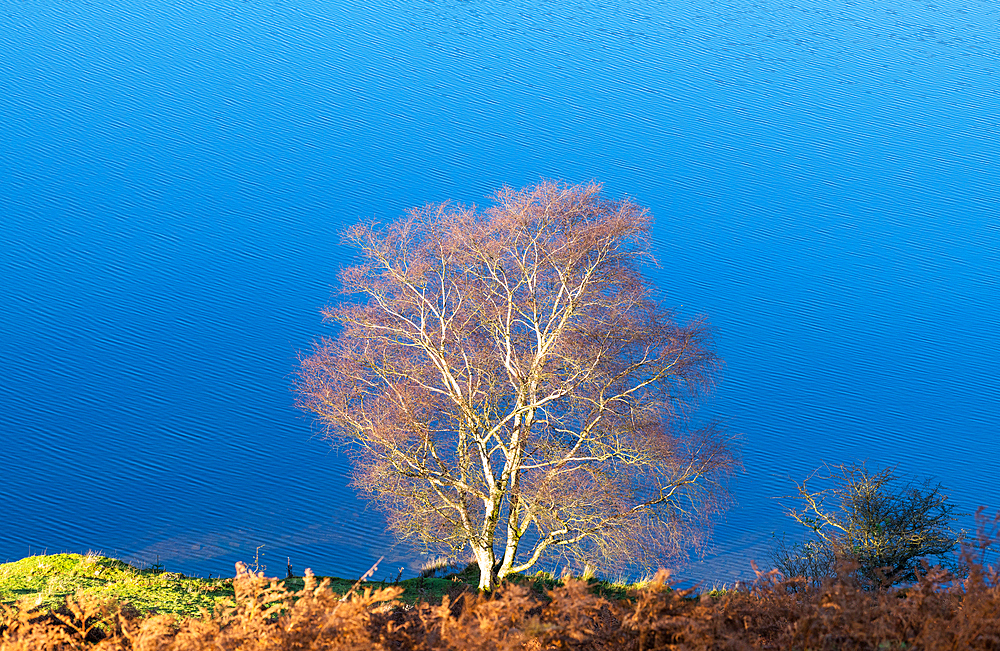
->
773, 463, 965, 589
298, 181, 738, 590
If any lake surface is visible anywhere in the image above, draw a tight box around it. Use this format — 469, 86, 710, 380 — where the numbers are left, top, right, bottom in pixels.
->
1, 0, 998, 585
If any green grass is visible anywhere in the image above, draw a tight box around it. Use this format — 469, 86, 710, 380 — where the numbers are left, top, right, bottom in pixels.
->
0, 553, 668, 620
0, 553, 239, 618
0, 553, 484, 619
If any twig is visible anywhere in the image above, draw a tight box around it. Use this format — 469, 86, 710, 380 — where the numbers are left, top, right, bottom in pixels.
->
339, 556, 384, 602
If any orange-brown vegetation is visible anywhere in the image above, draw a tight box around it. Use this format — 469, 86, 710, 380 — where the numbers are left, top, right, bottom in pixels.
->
4, 510, 998, 651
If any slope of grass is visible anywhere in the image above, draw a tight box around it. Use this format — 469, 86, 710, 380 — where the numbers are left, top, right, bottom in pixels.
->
0, 554, 237, 618
3, 555, 1000, 650
0, 554, 504, 618
0, 553, 664, 621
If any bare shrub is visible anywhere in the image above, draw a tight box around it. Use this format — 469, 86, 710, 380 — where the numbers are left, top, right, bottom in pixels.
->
774, 462, 966, 590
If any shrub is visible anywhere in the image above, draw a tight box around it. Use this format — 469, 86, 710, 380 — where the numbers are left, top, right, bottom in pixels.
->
773, 462, 966, 589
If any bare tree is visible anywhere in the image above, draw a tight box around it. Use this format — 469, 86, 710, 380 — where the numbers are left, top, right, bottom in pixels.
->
774, 462, 965, 589
298, 181, 738, 590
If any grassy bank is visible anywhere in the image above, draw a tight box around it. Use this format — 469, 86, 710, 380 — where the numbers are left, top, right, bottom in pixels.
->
1, 554, 237, 619
0, 553, 641, 620
0, 553, 458, 618
3, 552, 999, 649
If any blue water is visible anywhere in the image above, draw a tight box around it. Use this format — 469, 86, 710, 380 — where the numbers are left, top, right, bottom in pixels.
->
1, 0, 998, 585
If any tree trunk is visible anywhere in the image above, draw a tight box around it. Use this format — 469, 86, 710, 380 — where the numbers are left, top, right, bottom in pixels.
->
497, 411, 528, 581
497, 478, 522, 581
472, 545, 497, 590
497, 526, 520, 580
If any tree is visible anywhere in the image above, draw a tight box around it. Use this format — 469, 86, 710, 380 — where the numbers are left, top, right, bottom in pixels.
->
297, 181, 738, 590
772, 462, 965, 590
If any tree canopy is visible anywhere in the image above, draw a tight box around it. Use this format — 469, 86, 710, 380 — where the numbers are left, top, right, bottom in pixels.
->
298, 181, 738, 589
